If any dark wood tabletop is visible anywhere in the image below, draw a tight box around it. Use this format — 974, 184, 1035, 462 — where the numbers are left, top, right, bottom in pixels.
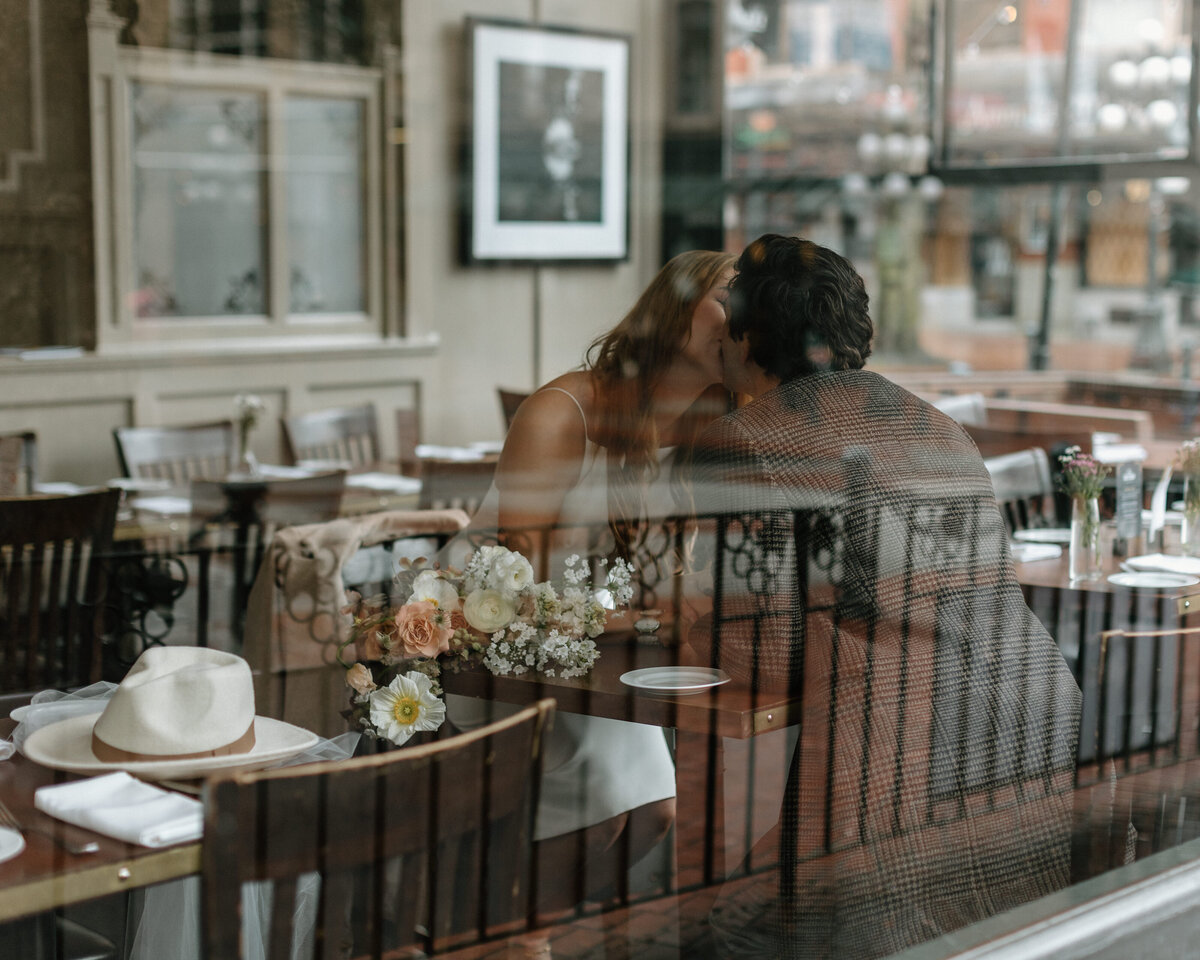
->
0, 720, 200, 923
439, 630, 800, 741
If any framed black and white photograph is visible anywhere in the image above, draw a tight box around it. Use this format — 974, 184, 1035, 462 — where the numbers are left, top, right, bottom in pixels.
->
466, 19, 630, 263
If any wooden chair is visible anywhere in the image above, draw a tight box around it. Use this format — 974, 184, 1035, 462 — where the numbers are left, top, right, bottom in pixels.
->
0, 430, 36, 495
0, 489, 120, 694
114, 420, 235, 483
202, 699, 556, 959
395, 407, 420, 477
0, 435, 22, 496
189, 472, 348, 648
282, 404, 380, 467
929, 392, 987, 426
417, 456, 495, 514
498, 388, 530, 431
984, 447, 1058, 533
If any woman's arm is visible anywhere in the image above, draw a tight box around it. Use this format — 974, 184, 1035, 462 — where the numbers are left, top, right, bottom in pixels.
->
493, 379, 590, 563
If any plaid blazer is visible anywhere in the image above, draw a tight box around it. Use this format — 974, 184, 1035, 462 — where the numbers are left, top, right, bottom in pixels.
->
692, 370, 1082, 959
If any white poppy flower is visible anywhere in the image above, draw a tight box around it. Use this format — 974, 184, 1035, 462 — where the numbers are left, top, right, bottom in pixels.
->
368, 672, 445, 746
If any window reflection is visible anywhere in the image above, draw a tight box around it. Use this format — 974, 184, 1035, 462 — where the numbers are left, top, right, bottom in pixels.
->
284, 97, 366, 314
131, 83, 268, 318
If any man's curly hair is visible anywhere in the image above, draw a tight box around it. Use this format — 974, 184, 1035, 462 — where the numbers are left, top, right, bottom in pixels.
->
727, 234, 873, 382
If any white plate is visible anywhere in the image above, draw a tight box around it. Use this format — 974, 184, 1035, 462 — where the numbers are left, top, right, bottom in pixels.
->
0, 827, 25, 864
1125, 553, 1200, 576
1012, 528, 1072, 545
620, 667, 730, 695
1108, 571, 1200, 589
1010, 543, 1062, 563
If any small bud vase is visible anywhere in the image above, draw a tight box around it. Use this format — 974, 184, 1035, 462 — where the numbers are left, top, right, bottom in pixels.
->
1069, 495, 1102, 581
1183, 474, 1200, 556
233, 423, 260, 478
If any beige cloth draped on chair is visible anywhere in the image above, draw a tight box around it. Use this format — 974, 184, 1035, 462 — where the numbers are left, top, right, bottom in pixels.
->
243, 508, 469, 737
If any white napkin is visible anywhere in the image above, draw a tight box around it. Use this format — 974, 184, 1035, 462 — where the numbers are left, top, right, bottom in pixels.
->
1148, 465, 1174, 548
345, 472, 422, 493
129, 495, 191, 516
35, 772, 203, 847
1093, 443, 1147, 465
1143, 508, 1184, 525
1124, 553, 1200, 576
255, 464, 317, 479
1010, 542, 1062, 563
415, 444, 486, 461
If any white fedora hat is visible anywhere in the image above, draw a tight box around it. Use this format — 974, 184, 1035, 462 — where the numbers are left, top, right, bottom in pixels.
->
23, 647, 319, 779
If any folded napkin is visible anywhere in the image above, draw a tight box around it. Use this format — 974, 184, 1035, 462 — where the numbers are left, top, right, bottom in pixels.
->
35, 772, 203, 847
415, 444, 486, 462
255, 464, 317, 479
129, 495, 190, 516
1093, 443, 1147, 465
1124, 553, 1200, 576
345, 472, 422, 493
1010, 542, 1062, 563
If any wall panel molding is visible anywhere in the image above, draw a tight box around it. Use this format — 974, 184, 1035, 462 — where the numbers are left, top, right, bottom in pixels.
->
0, 0, 45, 193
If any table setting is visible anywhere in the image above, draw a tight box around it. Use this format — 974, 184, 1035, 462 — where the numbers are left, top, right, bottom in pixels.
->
0, 646, 354, 942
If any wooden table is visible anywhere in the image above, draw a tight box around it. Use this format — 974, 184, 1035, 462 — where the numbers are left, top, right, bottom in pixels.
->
441, 629, 801, 888
1012, 535, 1200, 769
0, 721, 200, 923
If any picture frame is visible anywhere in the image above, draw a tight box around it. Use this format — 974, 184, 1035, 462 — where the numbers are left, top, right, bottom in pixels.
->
465, 18, 631, 263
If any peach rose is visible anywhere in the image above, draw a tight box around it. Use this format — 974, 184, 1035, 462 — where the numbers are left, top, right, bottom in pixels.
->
345, 663, 377, 695
393, 601, 453, 658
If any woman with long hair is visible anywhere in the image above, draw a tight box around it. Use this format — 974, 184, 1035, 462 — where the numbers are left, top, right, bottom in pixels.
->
452, 249, 736, 914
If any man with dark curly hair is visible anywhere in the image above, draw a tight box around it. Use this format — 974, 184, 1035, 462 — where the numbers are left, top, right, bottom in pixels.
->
691, 234, 1081, 959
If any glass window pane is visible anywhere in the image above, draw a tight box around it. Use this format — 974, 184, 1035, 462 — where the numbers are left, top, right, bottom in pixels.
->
285, 96, 366, 315
130, 83, 268, 318
944, 0, 1192, 167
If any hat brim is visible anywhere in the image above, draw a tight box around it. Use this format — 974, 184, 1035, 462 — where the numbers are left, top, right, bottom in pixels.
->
23, 714, 320, 780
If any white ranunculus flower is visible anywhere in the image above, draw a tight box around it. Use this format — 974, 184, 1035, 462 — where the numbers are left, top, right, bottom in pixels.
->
408, 569, 460, 611
463, 588, 517, 633
368, 671, 445, 746
487, 550, 535, 595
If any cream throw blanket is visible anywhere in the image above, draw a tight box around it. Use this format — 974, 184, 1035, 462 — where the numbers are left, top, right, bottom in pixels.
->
242, 508, 468, 736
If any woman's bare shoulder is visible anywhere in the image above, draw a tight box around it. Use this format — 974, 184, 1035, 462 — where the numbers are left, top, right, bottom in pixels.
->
502, 372, 593, 453
525, 371, 597, 422
538, 371, 596, 404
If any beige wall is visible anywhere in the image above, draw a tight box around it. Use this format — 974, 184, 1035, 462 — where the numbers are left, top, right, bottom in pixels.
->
0, 0, 95, 349
404, 0, 664, 444
0, 1, 666, 481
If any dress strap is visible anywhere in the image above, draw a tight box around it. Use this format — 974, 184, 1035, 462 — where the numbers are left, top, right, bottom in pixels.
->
538, 386, 590, 445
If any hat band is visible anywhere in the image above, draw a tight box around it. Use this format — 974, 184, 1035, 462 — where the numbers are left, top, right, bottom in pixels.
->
90, 723, 256, 763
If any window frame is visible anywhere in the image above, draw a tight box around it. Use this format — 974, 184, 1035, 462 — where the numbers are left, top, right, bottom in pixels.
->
89, 26, 385, 349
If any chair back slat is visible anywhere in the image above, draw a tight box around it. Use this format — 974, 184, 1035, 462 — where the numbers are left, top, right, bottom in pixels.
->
282, 405, 380, 467
202, 699, 554, 959
395, 408, 420, 476
0, 490, 119, 694
984, 446, 1058, 533
114, 421, 235, 483
0, 431, 37, 495
497, 388, 530, 431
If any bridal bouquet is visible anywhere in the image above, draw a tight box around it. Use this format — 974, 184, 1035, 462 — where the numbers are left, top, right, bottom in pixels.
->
339, 545, 635, 745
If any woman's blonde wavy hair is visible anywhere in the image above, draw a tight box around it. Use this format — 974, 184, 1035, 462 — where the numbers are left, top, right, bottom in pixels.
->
585, 249, 736, 537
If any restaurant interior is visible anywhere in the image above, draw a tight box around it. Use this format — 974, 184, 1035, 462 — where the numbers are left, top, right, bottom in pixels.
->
8, 0, 1200, 957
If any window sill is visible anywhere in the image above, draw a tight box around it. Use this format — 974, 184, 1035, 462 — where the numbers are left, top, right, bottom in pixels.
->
0, 334, 439, 372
